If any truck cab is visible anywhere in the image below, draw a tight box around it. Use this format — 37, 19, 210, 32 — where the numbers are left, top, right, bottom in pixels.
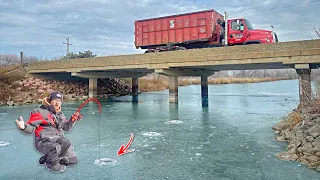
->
227, 18, 278, 45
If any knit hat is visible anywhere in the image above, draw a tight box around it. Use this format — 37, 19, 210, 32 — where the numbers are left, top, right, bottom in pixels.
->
48, 91, 63, 102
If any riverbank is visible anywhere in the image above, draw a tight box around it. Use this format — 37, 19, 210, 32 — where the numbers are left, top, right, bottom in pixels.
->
273, 95, 320, 171
0, 77, 131, 106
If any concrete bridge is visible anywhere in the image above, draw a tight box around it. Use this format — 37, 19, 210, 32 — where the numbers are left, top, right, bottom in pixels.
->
26, 39, 320, 105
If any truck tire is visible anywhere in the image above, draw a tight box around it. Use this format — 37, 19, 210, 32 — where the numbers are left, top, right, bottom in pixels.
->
176, 47, 186, 50
244, 41, 261, 45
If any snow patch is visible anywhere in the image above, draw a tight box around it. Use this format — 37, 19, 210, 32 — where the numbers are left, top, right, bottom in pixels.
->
142, 132, 162, 137
0, 141, 10, 147
166, 120, 184, 125
94, 158, 118, 166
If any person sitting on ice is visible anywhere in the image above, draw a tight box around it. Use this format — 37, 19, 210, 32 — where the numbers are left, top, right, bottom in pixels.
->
15, 91, 82, 173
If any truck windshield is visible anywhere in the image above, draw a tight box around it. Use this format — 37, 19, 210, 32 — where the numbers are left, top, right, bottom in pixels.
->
244, 19, 254, 30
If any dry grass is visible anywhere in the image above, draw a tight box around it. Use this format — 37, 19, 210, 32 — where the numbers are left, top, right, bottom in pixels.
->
288, 111, 303, 129
121, 77, 286, 92
0, 64, 21, 75
0, 65, 24, 102
121, 78, 168, 92
179, 78, 199, 86
209, 77, 284, 84
0, 65, 24, 85
179, 77, 284, 85
139, 79, 168, 92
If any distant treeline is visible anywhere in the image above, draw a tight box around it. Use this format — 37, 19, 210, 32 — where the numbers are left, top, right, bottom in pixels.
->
0, 50, 96, 66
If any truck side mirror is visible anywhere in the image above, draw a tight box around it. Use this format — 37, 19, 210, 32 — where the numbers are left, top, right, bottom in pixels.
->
240, 26, 244, 31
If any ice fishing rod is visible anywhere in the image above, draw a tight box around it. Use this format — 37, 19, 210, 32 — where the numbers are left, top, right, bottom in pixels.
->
76, 97, 102, 114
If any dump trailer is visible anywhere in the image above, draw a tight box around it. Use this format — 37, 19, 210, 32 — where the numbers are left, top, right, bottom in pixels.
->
134, 9, 278, 53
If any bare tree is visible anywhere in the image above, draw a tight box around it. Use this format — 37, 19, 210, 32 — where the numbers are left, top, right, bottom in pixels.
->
24, 55, 40, 63
52, 56, 63, 61
315, 26, 320, 38
0, 54, 19, 66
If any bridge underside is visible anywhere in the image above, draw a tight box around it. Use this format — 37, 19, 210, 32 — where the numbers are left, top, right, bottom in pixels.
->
29, 62, 318, 107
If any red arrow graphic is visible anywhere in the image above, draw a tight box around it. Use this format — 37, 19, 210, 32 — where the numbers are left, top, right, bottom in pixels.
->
117, 133, 134, 156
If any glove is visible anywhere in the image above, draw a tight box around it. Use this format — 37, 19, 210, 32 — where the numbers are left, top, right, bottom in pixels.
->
71, 112, 82, 121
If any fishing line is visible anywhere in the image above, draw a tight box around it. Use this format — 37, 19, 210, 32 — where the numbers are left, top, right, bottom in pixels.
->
75, 98, 102, 159
99, 109, 101, 159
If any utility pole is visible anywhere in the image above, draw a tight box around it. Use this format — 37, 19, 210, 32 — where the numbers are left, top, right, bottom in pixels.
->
20, 52, 23, 65
224, 11, 228, 47
63, 37, 72, 55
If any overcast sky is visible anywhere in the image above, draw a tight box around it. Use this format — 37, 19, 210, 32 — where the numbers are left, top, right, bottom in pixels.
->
0, 0, 319, 59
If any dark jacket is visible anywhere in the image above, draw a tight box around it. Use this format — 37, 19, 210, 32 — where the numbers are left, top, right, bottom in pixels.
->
21, 98, 76, 143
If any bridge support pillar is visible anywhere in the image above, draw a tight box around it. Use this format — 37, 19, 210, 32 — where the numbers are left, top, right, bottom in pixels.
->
201, 76, 208, 107
89, 78, 97, 98
295, 64, 311, 106
169, 76, 178, 103
132, 77, 139, 102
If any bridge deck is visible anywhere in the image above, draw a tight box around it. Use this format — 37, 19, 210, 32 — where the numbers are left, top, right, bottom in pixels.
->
27, 39, 320, 74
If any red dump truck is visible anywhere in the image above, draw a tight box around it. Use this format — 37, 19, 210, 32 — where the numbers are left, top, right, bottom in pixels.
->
134, 9, 278, 53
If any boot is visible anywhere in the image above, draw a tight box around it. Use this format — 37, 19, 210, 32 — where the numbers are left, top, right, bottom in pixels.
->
45, 162, 66, 173
45, 156, 66, 173
39, 155, 47, 164
59, 157, 69, 166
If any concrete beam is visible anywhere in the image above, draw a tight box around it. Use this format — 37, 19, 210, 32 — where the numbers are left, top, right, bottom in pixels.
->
283, 55, 320, 65
89, 78, 97, 98
169, 76, 178, 103
71, 71, 148, 78
155, 68, 215, 77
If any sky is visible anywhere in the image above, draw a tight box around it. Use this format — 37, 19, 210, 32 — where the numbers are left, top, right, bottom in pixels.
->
0, 0, 319, 59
